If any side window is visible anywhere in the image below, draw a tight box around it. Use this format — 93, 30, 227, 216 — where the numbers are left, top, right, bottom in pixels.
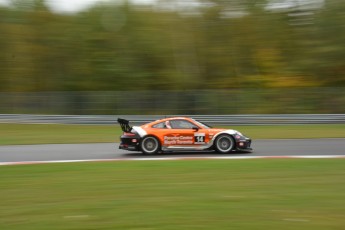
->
170, 120, 196, 129
152, 122, 165, 129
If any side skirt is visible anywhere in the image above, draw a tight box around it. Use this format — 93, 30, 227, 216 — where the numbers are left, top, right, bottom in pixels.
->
162, 144, 212, 152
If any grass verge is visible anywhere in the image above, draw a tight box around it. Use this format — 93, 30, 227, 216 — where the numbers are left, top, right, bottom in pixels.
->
1, 159, 345, 230
1, 123, 345, 145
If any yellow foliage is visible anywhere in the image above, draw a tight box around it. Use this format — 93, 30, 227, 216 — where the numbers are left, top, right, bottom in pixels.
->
263, 74, 321, 88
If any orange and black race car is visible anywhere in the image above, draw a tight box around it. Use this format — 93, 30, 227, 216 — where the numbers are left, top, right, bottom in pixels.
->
118, 117, 252, 154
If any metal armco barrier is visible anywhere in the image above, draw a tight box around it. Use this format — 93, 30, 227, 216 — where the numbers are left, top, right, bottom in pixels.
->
1, 114, 345, 125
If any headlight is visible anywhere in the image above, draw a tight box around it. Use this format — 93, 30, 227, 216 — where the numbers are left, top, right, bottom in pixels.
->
235, 131, 243, 136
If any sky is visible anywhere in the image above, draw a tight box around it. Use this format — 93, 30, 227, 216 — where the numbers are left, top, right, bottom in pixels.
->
0, 0, 157, 13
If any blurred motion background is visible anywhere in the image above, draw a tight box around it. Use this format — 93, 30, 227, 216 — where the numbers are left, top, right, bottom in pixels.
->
0, 0, 344, 115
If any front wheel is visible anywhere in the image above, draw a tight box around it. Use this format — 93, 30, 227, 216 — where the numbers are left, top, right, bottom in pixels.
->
214, 134, 235, 153
140, 136, 161, 155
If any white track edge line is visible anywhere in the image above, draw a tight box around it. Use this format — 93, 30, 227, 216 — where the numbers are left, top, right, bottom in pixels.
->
1, 155, 345, 166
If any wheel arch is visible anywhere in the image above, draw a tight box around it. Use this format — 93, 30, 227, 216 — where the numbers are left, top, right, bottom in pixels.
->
140, 133, 162, 145
212, 130, 236, 144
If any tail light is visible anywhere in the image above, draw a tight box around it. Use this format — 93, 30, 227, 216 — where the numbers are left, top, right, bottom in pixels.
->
124, 132, 136, 136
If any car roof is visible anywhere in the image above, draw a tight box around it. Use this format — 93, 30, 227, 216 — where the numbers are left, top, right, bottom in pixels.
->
146, 117, 193, 125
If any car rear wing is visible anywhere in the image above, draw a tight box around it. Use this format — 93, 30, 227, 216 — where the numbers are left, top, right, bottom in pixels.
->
117, 118, 132, 132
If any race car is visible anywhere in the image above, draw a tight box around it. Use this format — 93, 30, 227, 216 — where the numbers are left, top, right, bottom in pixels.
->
118, 117, 252, 154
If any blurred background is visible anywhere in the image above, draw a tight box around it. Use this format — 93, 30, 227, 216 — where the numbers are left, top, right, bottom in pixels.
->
0, 0, 344, 115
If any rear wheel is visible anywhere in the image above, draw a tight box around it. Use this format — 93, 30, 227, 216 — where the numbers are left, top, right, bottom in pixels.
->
140, 136, 160, 155
215, 134, 235, 153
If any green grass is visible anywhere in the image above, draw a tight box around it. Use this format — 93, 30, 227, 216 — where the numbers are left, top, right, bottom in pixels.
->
1, 123, 345, 145
1, 159, 345, 230
0, 123, 120, 145
235, 124, 345, 139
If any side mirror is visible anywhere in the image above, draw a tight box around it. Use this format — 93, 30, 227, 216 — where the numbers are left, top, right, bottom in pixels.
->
192, 126, 199, 132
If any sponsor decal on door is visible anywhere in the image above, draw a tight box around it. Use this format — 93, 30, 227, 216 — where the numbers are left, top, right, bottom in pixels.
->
164, 134, 193, 145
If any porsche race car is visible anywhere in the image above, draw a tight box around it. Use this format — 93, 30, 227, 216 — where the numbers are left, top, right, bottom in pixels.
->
118, 117, 252, 154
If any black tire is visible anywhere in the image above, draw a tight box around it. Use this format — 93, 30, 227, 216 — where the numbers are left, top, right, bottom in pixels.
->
140, 136, 161, 155
214, 134, 235, 153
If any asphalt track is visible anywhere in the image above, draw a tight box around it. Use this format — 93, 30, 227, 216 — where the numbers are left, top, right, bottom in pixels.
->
0, 139, 345, 165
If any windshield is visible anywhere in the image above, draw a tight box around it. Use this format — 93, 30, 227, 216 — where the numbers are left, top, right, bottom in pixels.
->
192, 119, 212, 129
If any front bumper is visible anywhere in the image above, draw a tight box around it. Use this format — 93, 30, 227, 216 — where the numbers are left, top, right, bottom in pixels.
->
236, 138, 252, 151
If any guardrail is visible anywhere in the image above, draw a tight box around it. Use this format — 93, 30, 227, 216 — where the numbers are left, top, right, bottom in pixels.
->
2, 89, 345, 115
1, 114, 345, 125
